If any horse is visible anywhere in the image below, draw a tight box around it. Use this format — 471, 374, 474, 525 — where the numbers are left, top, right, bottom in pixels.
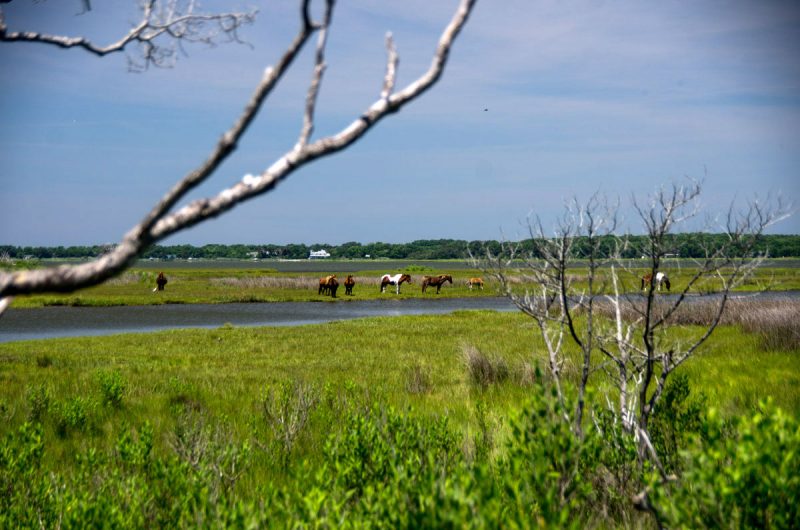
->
344, 275, 355, 295
421, 274, 452, 294
466, 277, 484, 290
380, 273, 412, 294
641, 271, 670, 292
326, 277, 339, 297
318, 274, 337, 295
153, 272, 168, 292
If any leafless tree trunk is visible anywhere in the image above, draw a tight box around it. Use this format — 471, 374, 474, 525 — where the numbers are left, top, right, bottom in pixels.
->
472, 193, 620, 437
0, 0, 478, 314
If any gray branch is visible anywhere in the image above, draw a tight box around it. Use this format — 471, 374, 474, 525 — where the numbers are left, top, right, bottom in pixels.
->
0, 0, 477, 310
0, 0, 258, 71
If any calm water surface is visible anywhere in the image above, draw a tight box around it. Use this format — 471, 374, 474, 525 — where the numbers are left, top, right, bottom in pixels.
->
2, 291, 797, 343
0, 298, 516, 343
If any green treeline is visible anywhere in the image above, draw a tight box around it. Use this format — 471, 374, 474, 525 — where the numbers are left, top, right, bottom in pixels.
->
2, 234, 800, 260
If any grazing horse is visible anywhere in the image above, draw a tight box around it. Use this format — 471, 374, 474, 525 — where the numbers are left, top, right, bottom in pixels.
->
326, 277, 339, 297
641, 271, 670, 292
344, 275, 355, 295
380, 273, 412, 294
466, 277, 484, 290
421, 274, 453, 294
153, 272, 168, 292
318, 274, 337, 295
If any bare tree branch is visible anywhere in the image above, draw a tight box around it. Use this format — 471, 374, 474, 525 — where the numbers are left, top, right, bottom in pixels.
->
0, 0, 478, 310
0, 0, 258, 71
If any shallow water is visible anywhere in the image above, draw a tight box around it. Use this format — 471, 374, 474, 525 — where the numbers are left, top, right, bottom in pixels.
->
0, 297, 517, 343
1, 291, 796, 343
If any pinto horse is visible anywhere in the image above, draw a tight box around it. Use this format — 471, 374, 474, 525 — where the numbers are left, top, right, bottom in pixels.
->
153, 272, 168, 292
421, 274, 452, 294
318, 274, 337, 296
641, 271, 670, 292
344, 275, 355, 295
380, 273, 412, 294
466, 277, 484, 290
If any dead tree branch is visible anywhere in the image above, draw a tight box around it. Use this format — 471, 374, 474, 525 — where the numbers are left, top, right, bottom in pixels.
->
0, 0, 258, 71
0, 0, 477, 313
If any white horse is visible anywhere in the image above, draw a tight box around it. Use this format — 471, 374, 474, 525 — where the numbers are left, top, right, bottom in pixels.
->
641, 271, 671, 291
380, 273, 412, 294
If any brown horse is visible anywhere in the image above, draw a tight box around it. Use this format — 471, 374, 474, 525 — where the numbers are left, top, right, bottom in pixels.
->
318, 274, 337, 295
344, 275, 355, 295
641, 272, 670, 292
154, 272, 168, 292
380, 273, 412, 294
421, 274, 452, 294
466, 277, 484, 290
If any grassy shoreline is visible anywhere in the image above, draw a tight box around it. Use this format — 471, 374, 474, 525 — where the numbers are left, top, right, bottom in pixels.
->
7, 262, 800, 308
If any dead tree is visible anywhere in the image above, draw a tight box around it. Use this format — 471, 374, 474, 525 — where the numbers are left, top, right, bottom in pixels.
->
0, 0, 478, 315
473, 193, 620, 437
475, 182, 789, 469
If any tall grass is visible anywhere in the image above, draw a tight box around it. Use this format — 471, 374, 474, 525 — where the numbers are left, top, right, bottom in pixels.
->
0, 309, 797, 526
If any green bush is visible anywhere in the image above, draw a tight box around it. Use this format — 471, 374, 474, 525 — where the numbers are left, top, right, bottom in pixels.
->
26, 383, 52, 422
649, 372, 707, 474
97, 370, 126, 408
650, 400, 800, 529
54, 396, 94, 437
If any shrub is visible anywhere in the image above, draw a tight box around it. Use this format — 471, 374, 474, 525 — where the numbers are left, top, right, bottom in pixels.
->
499, 383, 604, 528
650, 400, 800, 529
97, 370, 126, 408
649, 372, 707, 474
26, 383, 52, 422
258, 380, 318, 463
35, 355, 53, 368
54, 396, 93, 437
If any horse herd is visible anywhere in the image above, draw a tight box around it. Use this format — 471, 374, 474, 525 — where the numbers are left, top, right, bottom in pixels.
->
150, 271, 671, 298
315, 273, 486, 298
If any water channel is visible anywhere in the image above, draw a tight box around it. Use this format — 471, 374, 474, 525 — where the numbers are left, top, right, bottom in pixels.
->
0, 297, 518, 343
2, 291, 796, 343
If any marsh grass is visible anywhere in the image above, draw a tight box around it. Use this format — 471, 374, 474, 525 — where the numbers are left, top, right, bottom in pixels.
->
405, 363, 432, 395
13, 261, 797, 308
462, 343, 510, 388
0, 306, 797, 526
0, 306, 797, 474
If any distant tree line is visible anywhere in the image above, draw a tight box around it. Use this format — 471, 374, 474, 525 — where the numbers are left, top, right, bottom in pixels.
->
2, 234, 800, 261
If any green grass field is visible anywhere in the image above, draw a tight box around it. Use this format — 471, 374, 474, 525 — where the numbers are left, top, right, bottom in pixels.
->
2, 303, 798, 527
8, 262, 800, 308
2, 310, 797, 454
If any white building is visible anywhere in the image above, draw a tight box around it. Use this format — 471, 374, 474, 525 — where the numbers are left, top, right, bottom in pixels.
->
309, 249, 331, 259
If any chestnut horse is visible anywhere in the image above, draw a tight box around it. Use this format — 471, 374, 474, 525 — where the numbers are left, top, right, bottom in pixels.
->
344, 275, 355, 295
153, 272, 168, 292
466, 277, 484, 290
319, 274, 337, 296
641, 271, 670, 292
380, 273, 412, 294
421, 274, 452, 294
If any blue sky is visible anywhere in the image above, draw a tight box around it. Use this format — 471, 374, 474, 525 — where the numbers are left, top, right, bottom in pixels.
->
1, 0, 798, 246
